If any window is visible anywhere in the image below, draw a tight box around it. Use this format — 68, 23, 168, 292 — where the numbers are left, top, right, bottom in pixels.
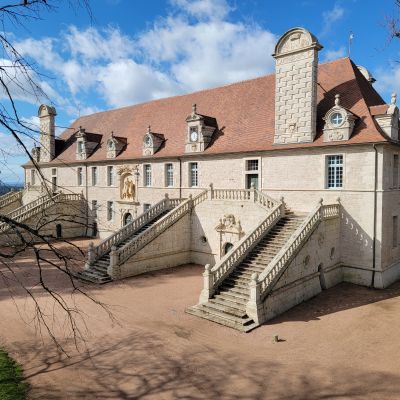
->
144, 164, 152, 187
92, 167, 98, 186
107, 201, 113, 221
246, 174, 259, 189
394, 216, 398, 248
143, 203, 151, 212
394, 155, 399, 188
189, 162, 198, 187
326, 155, 343, 189
77, 141, 84, 155
30, 169, 36, 185
92, 200, 98, 217
165, 163, 174, 187
107, 166, 114, 186
77, 167, 83, 186
246, 160, 259, 171
51, 168, 57, 176
330, 112, 344, 126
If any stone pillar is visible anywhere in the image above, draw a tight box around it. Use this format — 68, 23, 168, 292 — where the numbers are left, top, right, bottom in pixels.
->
164, 193, 170, 209
198, 264, 214, 303
38, 104, 57, 162
273, 28, 322, 144
250, 182, 256, 202
87, 241, 95, 264
209, 183, 214, 200
245, 273, 264, 324
108, 245, 118, 278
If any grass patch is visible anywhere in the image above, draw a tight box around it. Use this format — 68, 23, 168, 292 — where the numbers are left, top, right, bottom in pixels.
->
0, 349, 28, 400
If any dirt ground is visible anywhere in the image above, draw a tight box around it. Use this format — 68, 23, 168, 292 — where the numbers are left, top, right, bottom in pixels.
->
1, 238, 400, 399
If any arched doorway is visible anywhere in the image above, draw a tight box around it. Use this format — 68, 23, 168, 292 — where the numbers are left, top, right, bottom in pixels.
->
318, 264, 327, 290
224, 242, 234, 255
56, 224, 62, 239
123, 212, 133, 225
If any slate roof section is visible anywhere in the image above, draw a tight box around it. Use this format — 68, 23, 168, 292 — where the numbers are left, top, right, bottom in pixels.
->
36, 57, 389, 166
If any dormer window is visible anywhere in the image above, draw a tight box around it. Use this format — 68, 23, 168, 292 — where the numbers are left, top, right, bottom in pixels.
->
185, 104, 217, 153
323, 94, 357, 143
142, 126, 164, 156
106, 132, 125, 159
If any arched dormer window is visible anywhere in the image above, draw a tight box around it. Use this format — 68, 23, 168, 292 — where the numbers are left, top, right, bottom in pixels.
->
76, 127, 87, 160
142, 126, 164, 156
323, 94, 357, 142
106, 132, 125, 159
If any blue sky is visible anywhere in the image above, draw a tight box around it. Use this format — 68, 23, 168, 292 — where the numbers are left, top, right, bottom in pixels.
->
1, 0, 400, 183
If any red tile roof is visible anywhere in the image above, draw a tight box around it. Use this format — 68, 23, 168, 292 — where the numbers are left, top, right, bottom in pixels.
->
42, 57, 388, 166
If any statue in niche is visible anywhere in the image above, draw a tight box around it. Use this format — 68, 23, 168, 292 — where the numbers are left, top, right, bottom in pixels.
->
121, 174, 135, 201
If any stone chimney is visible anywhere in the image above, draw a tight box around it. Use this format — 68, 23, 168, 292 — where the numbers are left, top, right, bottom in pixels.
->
38, 104, 57, 162
273, 28, 322, 144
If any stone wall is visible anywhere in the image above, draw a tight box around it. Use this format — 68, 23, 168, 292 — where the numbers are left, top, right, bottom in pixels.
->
263, 217, 341, 321
115, 212, 192, 279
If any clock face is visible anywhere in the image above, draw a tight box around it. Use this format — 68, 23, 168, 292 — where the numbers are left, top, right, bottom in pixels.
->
190, 130, 198, 142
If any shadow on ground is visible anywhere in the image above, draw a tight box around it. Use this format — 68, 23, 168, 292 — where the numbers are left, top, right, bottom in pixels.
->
12, 330, 400, 400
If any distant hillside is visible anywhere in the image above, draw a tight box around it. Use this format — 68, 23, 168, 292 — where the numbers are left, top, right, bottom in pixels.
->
0, 184, 23, 196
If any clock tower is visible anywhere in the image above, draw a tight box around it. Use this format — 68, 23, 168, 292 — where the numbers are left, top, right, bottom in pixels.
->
185, 104, 217, 153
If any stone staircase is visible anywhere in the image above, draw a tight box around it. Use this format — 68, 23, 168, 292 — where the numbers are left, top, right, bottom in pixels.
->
187, 212, 305, 332
77, 210, 170, 284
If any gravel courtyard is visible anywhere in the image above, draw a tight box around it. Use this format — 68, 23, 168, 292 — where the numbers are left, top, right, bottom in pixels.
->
1, 239, 400, 399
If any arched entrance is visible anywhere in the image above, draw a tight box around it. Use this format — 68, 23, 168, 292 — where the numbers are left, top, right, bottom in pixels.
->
223, 242, 234, 255
318, 264, 327, 290
123, 212, 133, 225
56, 224, 62, 239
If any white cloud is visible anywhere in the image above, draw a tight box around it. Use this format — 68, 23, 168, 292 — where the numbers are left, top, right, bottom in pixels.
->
170, 0, 232, 20
323, 46, 346, 62
11, 0, 277, 111
374, 65, 400, 101
321, 4, 345, 36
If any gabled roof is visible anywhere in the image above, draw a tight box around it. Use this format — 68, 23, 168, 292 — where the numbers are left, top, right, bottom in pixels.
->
40, 57, 388, 165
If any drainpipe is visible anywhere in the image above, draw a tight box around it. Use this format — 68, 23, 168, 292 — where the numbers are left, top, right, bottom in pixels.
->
371, 144, 378, 288
178, 157, 182, 200
85, 164, 89, 237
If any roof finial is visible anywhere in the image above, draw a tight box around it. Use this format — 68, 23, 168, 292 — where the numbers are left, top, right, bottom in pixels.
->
192, 103, 197, 116
111, 130, 114, 137
147, 125, 151, 133
391, 92, 397, 105
335, 94, 340, 106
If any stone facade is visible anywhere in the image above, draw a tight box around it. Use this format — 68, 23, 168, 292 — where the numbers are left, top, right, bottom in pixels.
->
273, 28, 322, 144
10, 26, 400, 327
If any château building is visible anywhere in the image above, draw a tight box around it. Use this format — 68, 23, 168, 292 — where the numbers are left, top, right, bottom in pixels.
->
3, 27, 400, 331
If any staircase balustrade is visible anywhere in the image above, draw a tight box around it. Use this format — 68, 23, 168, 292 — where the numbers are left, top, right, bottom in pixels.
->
0, 192, 83, 232
114, 190, 208, 266
254, 200, 341, 303
90, 195, 181, 263
0, 190, 22, 210
199, 200, 285, 303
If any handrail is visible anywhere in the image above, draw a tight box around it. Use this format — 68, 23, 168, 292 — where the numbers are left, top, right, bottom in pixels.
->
114, 189, 208, 266
91, 196, 182, 262
0, 190, 22, 209
210, 201, 285, 290
210, 186, 278, 210
256, 201, 340, 301
0, 192, 83, 232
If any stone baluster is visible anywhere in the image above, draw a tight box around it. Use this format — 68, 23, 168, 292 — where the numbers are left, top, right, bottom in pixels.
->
199, 264, 214, 303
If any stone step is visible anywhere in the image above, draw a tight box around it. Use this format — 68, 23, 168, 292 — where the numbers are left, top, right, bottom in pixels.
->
206, 300, 247, 318
216, 289, 249, 302
219, 285, 250, 297
224, 278, 250, 290
211, 295, 247, 309
185, 306, 258, 333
